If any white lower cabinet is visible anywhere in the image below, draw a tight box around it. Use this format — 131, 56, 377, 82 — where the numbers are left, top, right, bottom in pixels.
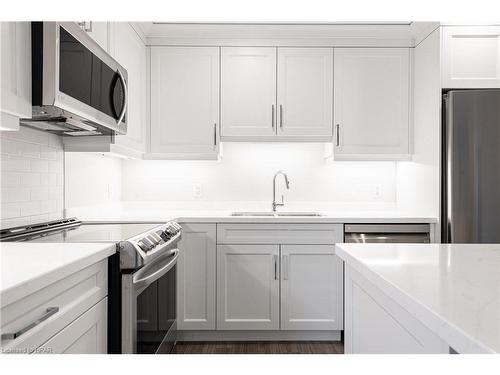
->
281, 245, 343, 330
1, 260, 108, 354
344, 264, 448, 354
39, 298, 107, 354
177, 223, 216, 330
217, 245, 280, 330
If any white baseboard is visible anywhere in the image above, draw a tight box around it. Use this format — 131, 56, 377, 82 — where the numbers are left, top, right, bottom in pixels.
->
177, 330, 342, 342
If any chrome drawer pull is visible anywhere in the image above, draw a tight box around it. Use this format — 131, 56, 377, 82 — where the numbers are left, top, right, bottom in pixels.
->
2, 307, 59, 340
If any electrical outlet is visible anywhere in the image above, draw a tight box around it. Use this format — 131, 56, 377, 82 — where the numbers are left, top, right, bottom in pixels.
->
193, 183, 202, 199
373, 184, 382, 199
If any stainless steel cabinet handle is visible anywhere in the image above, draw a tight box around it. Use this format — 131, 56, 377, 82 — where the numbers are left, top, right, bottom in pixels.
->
271, 105, 275, 130
336, 124, 340, 147
2, 307, 59, 340
283, 255, 289, 280
274, 255, 278, 280
213, 123, 217, 147
279, 105, 283, 130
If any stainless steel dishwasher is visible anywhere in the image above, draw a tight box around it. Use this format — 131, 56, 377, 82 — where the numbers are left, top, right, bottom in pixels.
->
344, 224, 431, 243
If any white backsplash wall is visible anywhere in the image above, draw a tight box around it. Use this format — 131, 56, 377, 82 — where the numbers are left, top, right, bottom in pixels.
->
0, 126, 64, 229
122, 143, 397, 207
64, 152, 123, 209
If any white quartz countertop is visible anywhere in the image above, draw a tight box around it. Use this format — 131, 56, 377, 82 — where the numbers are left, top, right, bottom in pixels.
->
335, 243, 500, 354
0, 242, 116, 306
66, 203, 437, 224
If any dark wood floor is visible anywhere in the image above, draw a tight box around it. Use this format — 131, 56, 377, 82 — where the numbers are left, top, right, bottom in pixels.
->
172, 341, 344, 354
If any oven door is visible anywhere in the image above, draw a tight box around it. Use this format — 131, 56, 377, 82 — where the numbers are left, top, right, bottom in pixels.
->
122, 249, 178, 354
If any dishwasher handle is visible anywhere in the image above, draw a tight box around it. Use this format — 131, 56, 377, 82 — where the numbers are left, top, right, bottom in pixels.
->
344, 232, 430, 244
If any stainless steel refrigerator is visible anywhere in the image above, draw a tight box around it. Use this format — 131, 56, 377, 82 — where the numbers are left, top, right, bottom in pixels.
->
442, 90, 500, 243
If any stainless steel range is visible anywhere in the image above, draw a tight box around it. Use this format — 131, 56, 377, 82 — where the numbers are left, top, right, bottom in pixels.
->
0, 218, 182, 354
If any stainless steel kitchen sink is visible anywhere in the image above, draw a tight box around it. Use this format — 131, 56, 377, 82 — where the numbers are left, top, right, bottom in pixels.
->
230, 212, 323, 217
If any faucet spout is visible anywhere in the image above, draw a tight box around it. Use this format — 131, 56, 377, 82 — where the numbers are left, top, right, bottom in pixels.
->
272, 170, 291, 212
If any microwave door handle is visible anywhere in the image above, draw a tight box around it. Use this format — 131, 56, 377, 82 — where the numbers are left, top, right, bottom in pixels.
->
133, 249, 179, 290
116, 68, 128, 127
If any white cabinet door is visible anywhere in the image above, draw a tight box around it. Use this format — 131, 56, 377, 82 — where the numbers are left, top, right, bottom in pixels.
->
442, 26, 500, 88
221, 47, 277, 138
217, 245, 280, 330
0, 22, 31, 131
109, 23, 147, 157
334, 48, 410, 159
177, 223, 216, 330
79, 21, 109, 52
281, 245, 343, 330
39, 298, 107, 354
149, 47, 220, 160
277, 48, 333, 139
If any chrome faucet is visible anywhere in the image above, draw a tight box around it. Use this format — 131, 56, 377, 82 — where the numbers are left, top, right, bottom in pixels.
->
272, 170, 290, 212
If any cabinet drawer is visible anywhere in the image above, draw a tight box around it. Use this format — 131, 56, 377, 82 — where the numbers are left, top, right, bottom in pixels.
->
38, 297, 107, 354
1, 260, 107, 353
217, 224, 343, 245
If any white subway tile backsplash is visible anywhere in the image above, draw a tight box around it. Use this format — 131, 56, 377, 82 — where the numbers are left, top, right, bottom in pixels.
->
19, 201, 41, 216
1, 187, 31, 202
40, 200, 57, 213
40, 173, 57, 186
1, 157, 31, 172
1, 203, 21, 218
48, 160, 61, 173
0, 138, 18, 155
30, 159, 49, 173
1, 172, 22, 187
0, 126, 64, 229
17, 142, 42, 158
30, 187, 49, 201
20, 172, 41, 187
40, 146, 58, 161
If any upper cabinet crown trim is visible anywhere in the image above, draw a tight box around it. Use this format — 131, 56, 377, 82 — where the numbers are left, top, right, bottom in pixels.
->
142, 22, 439, 48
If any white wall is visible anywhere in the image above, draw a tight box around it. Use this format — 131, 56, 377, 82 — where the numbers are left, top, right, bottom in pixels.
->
64, 152, 122, 209
396, 28, 441, 218
0, 126, 64, 228
122, 143, 397, 208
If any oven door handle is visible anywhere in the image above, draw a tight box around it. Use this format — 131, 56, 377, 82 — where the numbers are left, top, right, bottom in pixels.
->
133, 249, 179, 290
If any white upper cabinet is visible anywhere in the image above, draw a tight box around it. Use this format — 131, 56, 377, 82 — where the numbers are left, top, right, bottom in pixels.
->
333, 48, 410, 159
79, 21, 109, 52
148, 47, 220, 160
0, 22, 31, 131
109, 23, 147, 157
442, 26, 500, 88
277, 48, 333, 138
221, 47, 277, 138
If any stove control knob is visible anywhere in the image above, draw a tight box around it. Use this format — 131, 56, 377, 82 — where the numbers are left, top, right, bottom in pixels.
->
138, 240, 150, 252
142, 237, 154, 250
150, 232, 162, 243
160, 230, 172, 242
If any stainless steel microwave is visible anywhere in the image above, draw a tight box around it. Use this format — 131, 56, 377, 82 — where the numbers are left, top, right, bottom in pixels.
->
22, 22, 128, 136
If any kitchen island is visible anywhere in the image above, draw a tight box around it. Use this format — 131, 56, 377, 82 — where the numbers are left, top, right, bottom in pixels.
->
336, 243, 500, 354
